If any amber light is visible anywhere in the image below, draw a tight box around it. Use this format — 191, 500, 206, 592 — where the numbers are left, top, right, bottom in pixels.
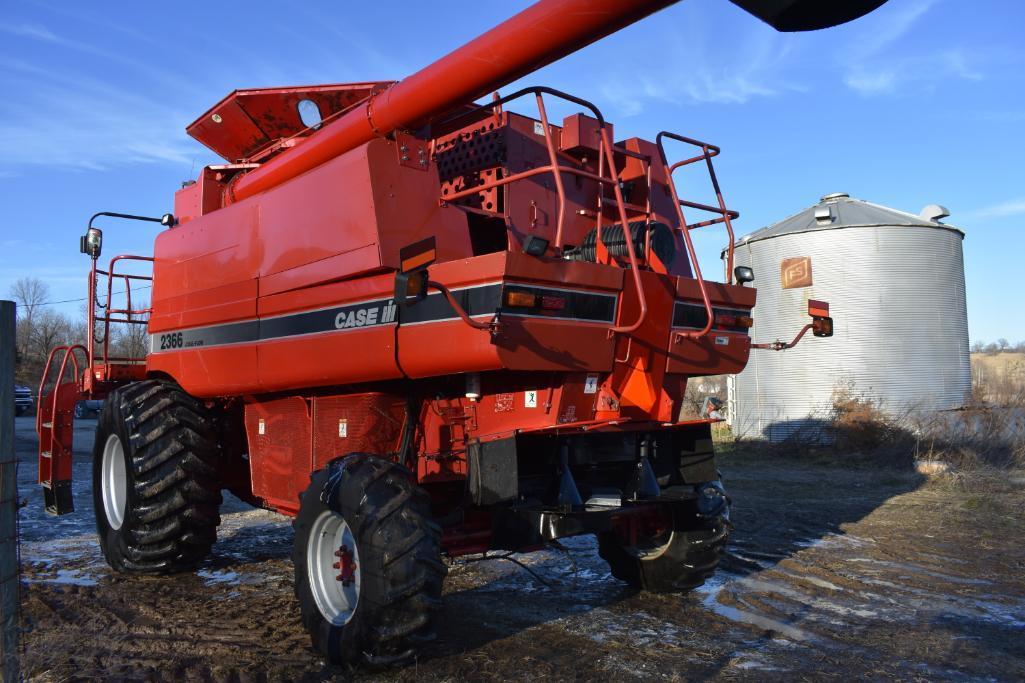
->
406, 273, 426, 297
504, 290, 537, 308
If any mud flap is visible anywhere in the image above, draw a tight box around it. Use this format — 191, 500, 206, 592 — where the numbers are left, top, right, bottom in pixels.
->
677, 425, 717, 484
468, 438, 518, 505
43, 480, 73, 515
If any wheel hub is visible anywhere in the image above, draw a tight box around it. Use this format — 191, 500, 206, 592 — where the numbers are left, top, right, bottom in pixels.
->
334, 544, 357, 586
101, 433, 128, 530
307, 510, 361, 625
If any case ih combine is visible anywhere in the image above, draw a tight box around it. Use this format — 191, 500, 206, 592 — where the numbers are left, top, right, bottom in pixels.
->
37, 0, 881, 666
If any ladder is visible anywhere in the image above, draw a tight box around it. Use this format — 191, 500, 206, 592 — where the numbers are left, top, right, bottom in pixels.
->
36, 345, 86, 515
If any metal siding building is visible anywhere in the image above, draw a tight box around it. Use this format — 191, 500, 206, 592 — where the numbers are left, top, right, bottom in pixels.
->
726, 193, 971, 441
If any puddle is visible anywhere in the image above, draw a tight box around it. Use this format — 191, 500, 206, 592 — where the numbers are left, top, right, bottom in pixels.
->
848, 558, 992, 585
25, 568, 100, 587
696, 573, 821, 643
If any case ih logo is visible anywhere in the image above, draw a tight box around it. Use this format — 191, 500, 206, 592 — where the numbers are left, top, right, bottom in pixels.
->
781, 256, 813, 289
334, 302, 397, 329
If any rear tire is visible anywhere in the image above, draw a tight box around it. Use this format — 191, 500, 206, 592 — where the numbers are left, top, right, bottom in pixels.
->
293, 455, 446, 667
92, 380, 222, 573
598, 483, 730, 592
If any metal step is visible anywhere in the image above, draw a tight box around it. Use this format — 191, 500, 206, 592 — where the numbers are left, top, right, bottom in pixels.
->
42, 422, 52, 429
40, 451, 51, 459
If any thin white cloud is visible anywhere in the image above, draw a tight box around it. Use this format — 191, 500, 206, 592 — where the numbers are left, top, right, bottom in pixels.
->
841, 0, 938, 62
973, 199, 1025, 219
596, 18, 802, 114
1, 23, 62, 42
0, 58, 199, 171
838, 1, 986, 97
843, 69, 898, 95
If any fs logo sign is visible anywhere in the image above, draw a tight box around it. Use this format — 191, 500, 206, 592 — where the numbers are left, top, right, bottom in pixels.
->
781, 256, 813, 289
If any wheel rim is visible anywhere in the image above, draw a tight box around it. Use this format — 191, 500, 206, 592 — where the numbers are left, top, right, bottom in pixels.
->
101, 433, 128, 530
307, 509, 361, 626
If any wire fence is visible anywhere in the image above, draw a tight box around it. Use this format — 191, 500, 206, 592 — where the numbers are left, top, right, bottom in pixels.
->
1, 300, 22, 683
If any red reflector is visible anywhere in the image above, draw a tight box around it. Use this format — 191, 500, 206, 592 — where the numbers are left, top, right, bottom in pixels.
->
715, 314, 737, 327
540, 295, 566, 311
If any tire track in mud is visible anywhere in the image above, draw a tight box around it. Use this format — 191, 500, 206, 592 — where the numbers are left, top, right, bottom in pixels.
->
14, 415, 1025, 681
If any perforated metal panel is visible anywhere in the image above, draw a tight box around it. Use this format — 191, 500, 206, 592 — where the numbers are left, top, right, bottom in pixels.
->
312, 393, 406, 471
244, 397, 311, 513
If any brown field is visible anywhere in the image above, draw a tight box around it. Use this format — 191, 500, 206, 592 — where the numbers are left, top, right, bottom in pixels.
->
972, 352, 1025, 402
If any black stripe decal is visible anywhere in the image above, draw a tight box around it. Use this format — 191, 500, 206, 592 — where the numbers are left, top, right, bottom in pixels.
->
672, 302, 750, 332
400, 284, 503, 324
150, 283, 617, 353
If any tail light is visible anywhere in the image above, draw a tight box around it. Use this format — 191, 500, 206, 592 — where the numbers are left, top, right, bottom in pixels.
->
504, 290, 537, 308
714, 313, 753, 329
539, 295, 566, 311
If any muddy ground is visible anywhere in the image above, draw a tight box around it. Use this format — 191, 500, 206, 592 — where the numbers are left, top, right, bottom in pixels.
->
12, 415, 1025, 681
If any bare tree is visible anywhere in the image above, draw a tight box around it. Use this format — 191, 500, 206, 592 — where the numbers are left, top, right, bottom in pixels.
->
10, 277, 49, 322
31, 309, 76, 361
997, 338, 1009, 352
107, 299, 150, 361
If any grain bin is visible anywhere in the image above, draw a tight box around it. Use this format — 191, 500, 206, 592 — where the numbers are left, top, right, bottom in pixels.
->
726, 193, 970, 441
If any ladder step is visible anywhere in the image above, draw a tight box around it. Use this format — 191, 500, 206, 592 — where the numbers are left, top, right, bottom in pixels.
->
42, 422, 53, 429
41, 451, 51, 459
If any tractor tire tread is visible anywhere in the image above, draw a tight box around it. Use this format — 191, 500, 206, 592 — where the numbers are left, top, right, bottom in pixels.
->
94, 380, 222, 574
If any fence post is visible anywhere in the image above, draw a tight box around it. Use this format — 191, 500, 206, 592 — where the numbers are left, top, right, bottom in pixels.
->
0, 300, 21, 683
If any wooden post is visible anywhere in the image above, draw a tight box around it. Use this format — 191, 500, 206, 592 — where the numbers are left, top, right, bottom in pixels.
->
0, 300, 21, 683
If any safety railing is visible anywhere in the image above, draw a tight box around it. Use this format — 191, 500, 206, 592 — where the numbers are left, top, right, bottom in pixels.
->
36, 344, 87, 434
437, 86, 648, 334
89, 254, 154, 373
655, 132, 740, 339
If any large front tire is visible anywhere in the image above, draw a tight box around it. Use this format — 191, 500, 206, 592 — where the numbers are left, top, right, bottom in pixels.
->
92, 380, 222, 573
293, 455, 446, 667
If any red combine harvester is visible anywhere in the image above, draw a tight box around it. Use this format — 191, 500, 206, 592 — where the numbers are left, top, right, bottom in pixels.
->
38, 0, 881, 665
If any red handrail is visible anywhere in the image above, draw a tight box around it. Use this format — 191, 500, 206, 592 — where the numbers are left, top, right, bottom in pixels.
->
655, 131, 739, 340
36, 344, 87, 435
90, 254, 153, 372
439, 86, 648, 334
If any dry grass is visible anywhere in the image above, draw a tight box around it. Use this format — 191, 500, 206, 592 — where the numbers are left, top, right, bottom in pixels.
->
719, 383, 1025, 477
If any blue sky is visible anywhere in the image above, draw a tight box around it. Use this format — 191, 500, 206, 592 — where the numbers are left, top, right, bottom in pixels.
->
1, 0, 1023, 343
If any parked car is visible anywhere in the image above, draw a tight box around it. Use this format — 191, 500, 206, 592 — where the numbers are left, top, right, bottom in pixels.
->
15, 385, 34, 415
74, 399, 104, 419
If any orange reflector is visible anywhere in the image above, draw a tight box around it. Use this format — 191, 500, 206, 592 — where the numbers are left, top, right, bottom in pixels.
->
401, 248, 436, 273
737, 315, 754, 328
808, 299, 830, 318
399, 236, 437, 273
406, 272, 426, 297
504, 291, 537, 308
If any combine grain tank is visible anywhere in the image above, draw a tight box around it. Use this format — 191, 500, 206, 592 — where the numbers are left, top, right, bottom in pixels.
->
727, 193, 970, 441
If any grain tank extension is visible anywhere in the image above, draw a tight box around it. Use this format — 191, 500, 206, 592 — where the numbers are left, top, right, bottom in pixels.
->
37, 0, 885, 665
